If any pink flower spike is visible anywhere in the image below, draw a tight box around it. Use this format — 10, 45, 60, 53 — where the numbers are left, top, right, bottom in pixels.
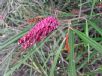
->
18, 16, 59, 49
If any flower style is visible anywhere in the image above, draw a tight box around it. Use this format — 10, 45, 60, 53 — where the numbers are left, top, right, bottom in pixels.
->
18, 16, 59, 49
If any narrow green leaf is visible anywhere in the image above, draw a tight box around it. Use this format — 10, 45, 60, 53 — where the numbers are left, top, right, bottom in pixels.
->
68, 30, 76, 76
73, 29, 102, 54
90, 0, 97, 18
88, 20, 102, 36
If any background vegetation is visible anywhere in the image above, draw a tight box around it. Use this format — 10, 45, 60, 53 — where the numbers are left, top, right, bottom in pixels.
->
0, 0, 102, 76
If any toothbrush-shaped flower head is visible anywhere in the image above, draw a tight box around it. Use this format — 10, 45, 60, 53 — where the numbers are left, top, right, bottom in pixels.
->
18, 16, 59, 49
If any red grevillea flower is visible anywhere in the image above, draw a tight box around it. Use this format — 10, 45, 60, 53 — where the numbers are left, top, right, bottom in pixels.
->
18, 16, 59, 49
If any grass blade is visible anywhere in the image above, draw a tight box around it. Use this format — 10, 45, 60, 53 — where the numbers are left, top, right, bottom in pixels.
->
49, 38, 65, 76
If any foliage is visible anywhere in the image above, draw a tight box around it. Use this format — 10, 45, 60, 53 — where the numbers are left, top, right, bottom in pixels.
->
0, 0, 102, 76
